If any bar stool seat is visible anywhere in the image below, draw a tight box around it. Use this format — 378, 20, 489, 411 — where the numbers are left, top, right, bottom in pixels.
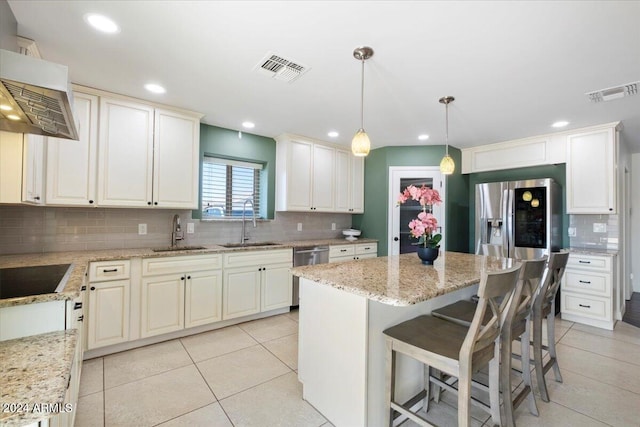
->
383, 264, 522, 427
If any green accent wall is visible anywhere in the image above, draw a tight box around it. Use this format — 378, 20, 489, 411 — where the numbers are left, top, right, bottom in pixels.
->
352, 146, 469, 256
194, 124, 276, 219
467, 164, 568, 252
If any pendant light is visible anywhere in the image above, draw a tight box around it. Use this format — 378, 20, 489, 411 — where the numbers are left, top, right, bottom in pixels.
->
439, 96, 455, 175
352, 46, 374, 157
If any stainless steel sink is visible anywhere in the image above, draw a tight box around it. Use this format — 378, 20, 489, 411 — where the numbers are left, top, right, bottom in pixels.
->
220, 242, 281, 248
151, 245, 207, 252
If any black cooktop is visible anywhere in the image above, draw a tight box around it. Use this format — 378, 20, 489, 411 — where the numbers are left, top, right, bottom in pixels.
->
0, 264, 73, 299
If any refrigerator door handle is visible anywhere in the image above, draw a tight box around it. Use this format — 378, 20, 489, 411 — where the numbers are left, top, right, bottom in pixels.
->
505, 188, 513, 258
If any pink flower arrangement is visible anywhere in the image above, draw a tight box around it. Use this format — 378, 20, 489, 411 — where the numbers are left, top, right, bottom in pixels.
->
397, 184, 442, 248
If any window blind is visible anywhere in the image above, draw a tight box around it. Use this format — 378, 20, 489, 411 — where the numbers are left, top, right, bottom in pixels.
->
202, 156, 262, 218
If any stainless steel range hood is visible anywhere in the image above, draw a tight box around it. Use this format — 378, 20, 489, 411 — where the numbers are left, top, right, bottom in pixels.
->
0, 49, 78, 140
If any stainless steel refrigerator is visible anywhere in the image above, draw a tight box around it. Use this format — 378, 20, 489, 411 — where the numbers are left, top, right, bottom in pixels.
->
475, 178, 562, 259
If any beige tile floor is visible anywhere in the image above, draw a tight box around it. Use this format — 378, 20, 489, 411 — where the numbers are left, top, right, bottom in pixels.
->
75, 311, 640, 427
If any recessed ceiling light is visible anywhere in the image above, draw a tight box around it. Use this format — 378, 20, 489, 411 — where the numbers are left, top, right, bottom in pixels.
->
327, 131, 339, 138
144, 83, 166, 94
0, 104, 12, 111
418, 134, 429, 141
84, 13, 120, 34
552, 121, 569, 128
242, 121, 255, 129
7, 114, 21, 121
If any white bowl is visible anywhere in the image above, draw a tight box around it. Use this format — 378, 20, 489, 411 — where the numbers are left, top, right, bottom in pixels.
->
343, 229, 361, 240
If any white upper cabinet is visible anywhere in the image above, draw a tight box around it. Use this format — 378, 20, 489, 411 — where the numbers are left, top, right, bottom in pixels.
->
279, 138, 313, 210
0, 131, 23, 204
21, 134, 45, 204
350, 155, 364, 213
335, 149, 364, 213
97, 96, 201, 208
311, 144, 335, 211
153, 109, 200, 209
46, 92, 99, 206
334, 149, 350, 212
98, 97, 155, 207
566, 125, 617, 214
275, 134, 364, 213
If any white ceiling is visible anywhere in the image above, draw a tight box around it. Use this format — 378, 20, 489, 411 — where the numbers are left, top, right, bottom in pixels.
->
8, 1, 640, 152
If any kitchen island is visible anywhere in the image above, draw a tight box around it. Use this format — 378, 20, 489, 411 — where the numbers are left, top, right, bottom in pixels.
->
291, 251, 515, 427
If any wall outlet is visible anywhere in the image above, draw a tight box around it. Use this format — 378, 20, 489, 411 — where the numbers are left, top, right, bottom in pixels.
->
187, 223, 194, 234
331, 223, 336, 231
593, 223, 607, 233
297, 223, 303, 231
138, 224, 147, 235
568, 227, 576, 237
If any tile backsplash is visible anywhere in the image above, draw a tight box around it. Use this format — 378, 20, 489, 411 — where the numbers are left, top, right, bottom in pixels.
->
0, 206, 354, 255
568, 214, 619, 250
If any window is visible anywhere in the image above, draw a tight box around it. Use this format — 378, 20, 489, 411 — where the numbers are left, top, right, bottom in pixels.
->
202, 156, 263, 219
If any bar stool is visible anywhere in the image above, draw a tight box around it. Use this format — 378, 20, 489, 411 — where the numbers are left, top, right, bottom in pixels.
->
383, 264, 522, 427
529, 251, 569, 402
430, 258, 547, 427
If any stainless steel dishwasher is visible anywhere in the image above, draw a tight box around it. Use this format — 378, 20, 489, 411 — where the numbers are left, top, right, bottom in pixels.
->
292, 245, 329, 306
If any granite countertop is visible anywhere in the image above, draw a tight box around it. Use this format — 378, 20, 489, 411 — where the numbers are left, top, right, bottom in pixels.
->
0, 238, 378, 309
291, 251, 516, 306
0, 330, 77, 426
568, 247, 618, 257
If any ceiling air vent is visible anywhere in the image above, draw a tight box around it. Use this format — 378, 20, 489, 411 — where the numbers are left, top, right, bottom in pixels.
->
586, 81, 638, 103
254, 52, 310, 83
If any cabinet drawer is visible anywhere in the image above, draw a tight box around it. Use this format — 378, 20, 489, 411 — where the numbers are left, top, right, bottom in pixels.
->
89, 260, 130, 282
562, 292, 610, 321
329, 245, 355, 258
223, 248, 292, 269
355, 243, 377, 255
142, 254, 221, 276
567, 254, 610, 271
563, 271, 610, 296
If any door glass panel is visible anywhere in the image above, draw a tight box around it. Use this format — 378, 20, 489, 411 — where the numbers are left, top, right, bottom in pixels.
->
399, 178, 433, 254
514, 187, 546, 248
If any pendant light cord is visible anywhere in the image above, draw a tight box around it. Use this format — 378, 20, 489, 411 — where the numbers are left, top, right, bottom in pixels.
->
360, 58, 365, 129
445, 101, 449, 156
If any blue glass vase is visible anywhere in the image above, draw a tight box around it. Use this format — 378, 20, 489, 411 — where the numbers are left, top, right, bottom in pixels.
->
417, 247, 439, 265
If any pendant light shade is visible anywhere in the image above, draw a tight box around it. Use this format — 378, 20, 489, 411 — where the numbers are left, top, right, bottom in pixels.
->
352, 47, 373, 157
439, 154, 455, 174
439, 96, 455, 175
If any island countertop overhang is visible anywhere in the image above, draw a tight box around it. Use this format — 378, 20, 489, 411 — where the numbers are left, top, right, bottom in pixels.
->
291, 251, 516, 306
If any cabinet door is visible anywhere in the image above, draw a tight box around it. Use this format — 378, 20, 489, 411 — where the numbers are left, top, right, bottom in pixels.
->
87, 279, 130, 349
566, 128, 616, 213
312, 144, 335, 211
21, 134, 45, 204
153, 109, 200, 208
98, 97, 154, 207
185, 269, 223, 328
261, 263, 293, 311
286, 139, 313, 210
140, 274, 185, 338
350, 155, 364, 213
334, 149, 350, 212
0, 130, 23, 203
223, 266, 261, 320
46, 93, 98, 206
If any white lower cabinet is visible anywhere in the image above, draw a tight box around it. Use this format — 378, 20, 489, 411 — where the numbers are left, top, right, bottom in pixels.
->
140, 254, 222, 338
140, 274, 185, 338
329, 242, 378, 263
87, 279, 131, 349
222, 249, 293, 320
561, 253, 617, 330
186, 270, 224, 327
87, 260, 132, 349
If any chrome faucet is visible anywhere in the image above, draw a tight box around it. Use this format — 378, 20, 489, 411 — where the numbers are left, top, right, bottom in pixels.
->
171, 214, 184, 248
240, 197, 257, 244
